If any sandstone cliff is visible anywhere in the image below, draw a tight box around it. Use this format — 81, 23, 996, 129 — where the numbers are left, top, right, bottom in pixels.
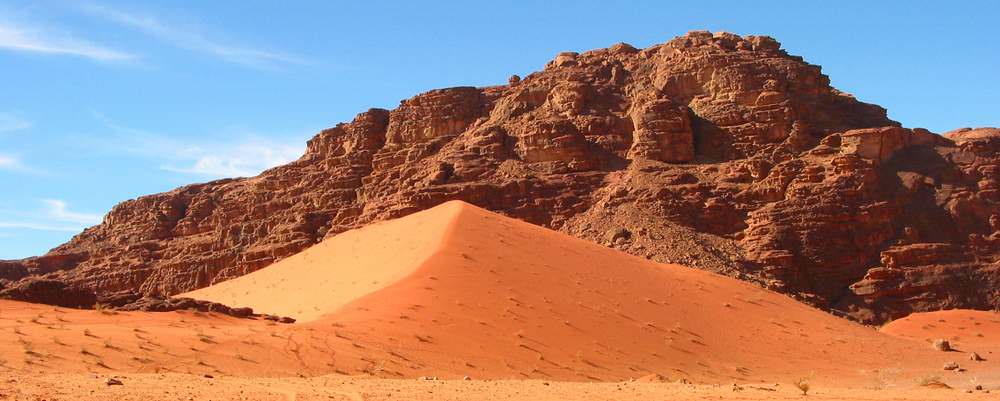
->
2, 31, 997, 324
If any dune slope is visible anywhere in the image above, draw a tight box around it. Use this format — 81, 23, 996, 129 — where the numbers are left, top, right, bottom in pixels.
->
176, 201, 987, 383
3, 201, 997, 388
881, 309, 1000, 348
183, 203, 455, 322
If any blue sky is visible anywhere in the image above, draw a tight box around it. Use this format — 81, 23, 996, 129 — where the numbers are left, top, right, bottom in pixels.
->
1, 1, 998, 259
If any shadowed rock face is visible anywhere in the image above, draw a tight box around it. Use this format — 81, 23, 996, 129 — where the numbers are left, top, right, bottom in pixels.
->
1, 31, 996, 324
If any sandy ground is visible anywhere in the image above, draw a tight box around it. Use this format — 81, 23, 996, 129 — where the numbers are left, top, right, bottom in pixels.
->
881, 309, 1000, 349
0, 372, 995, 401
880, 309, 1000, 384
2, 201, 999, 399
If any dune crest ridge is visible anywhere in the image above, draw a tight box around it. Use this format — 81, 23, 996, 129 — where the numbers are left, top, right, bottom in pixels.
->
183, 201, 463, 322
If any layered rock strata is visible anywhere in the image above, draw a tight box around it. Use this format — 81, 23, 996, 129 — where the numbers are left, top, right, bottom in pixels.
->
2, 32, 996, 324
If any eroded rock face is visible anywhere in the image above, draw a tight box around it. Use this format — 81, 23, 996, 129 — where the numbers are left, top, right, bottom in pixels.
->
627, 98, 695, 163
0, 278, 96, 308
840, 134, 1000, 323
945, 127, 1000, 144
1, 31, 996, 324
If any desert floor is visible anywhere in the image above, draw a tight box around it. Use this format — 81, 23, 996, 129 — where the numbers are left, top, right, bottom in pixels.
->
0, 372, 996, 401
2, 202, 998, 400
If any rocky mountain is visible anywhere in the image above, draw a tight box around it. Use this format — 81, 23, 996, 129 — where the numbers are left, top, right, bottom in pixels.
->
2, 31, 997, 324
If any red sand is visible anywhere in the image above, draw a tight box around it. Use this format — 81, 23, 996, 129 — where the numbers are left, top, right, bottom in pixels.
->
1, 372, 995, 401
880, 309, 1000, 386
881, 309, 1000, 348
183, 202, 453, 322
3, 201, 999, 398
182, 201, 993, 384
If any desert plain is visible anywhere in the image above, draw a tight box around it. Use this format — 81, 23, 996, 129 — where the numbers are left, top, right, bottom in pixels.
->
2, 202, 998, 400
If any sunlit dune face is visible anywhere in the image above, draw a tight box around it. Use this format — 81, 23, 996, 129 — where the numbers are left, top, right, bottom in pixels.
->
26, 201, 969, 386
881, 309, 1000, 349
2, 203, 999, 389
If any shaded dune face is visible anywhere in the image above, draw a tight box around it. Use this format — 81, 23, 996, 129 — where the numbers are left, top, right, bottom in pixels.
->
174, 201, 972, 383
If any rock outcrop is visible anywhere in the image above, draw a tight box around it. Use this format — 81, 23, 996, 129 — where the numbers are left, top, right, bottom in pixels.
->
0, 278, 97, 309
1, 31, 996, 324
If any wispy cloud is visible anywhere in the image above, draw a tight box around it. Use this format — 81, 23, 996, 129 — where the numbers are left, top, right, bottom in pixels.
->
91, 111, 306, 178
0, 199, 101, 233
81, 3, 306, 69
0, 112, 31, 133
0, 19, 134, 62
41, 199, 101, 226
0, 153, 46, 175
0, 221, 82, 232
0, 154, 37, 175
160, 143, 303, 177
0, 154, 21, 170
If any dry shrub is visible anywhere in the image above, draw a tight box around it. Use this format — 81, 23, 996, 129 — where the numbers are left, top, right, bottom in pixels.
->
916, 374, 950, 389
794, 376, 811, 395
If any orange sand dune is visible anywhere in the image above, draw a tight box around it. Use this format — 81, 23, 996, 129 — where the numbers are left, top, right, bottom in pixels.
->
182, 201, 993, 384
183, 202, 454, 322
2, 201, 998, 391
882, 309, 1000, 352
881, 309, 1000, 385
882, 310, 1000, 345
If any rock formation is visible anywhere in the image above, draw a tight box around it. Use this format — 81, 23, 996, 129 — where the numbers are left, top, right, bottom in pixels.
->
1, 31, 996, 324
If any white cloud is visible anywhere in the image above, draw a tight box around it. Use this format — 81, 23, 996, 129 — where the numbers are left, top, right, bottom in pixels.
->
0, 199, 101, 233
0, 19, 134, 62
91, 111, 306, 178
161, 142, 303, 177
0, 153, 45, 175
0, 221, 81, 232
0, 112, 31, 133
81, 3, 305, 69
41, 199, 101, 226
0, 154, 21, 170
